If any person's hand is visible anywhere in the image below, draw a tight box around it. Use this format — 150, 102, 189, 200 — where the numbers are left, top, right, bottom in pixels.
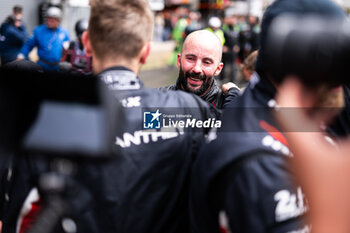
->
275, 76, 350, 233
63, 41, 70, 51
275, 77, 344, 132
16, 54, 25, 61
274, 77, 318, 132
221, 82, 239, 95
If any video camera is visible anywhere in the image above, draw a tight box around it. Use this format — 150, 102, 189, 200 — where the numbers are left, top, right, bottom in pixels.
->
265, 14, 350, 87
0, 65, 124, 233
0, 66, 122, 159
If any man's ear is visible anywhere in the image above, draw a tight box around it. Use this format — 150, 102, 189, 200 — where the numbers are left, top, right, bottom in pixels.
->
82, 31, 93, 57
140, 42, 151, 64
176, 54, 181, 68
214, 62, 224, 76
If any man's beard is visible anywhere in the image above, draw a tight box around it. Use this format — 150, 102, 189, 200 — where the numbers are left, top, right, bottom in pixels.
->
177, 68, 214, 96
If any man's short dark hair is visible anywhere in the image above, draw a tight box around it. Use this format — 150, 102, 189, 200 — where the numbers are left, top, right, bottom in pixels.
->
13, 5, 23, 14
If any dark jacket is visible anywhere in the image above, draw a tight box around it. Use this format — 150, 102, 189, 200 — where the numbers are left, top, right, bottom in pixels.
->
165, 79, 240, 109
89, 66, 218, 233
0, 18, 27, 64
189, 75, 309, 233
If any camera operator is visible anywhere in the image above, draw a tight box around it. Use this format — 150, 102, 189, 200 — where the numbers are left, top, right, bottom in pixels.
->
189, 0, 347, 232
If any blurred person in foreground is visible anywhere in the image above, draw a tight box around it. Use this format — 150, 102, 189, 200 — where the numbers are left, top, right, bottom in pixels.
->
274, 78, 350, 233
189, 0, 347, 232
80, 0, 220, 232
17, 7, 69, 72
0, 5, 27, 65
164, 30, 240, 109
0, 60, 45, 233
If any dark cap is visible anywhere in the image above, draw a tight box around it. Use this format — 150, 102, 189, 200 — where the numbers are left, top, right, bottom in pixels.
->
256, 0, 346, 75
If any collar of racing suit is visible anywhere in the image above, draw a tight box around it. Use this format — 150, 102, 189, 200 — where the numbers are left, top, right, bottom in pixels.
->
97, 66, 144, 90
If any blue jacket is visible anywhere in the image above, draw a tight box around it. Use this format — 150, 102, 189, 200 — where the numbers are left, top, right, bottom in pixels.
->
20, 24, 69, 64
0, 21, 27, 64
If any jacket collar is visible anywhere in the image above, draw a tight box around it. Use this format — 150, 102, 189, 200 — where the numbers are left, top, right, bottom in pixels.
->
175, 78, 220, 102
253, 72, 277, 108
98, 66, 143, 90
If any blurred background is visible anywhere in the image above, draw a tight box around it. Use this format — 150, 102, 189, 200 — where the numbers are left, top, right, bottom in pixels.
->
1, 0, 349, 87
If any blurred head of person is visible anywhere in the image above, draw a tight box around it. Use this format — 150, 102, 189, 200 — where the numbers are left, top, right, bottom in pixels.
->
75, 19, 88, 43
189, 11, 201, 22
46, 7, 62, 29
247, 14, 259, 26
49, 0, 61, 5
82, 0, 154, 74
13, 5, 23, 19
208, 16, 221, 30
259, 0, 347, 125
241, 50, 258, 81
256, 0, 346, 87
224, 14, 237, 27
177, 30, 223, 96
8, 14, 22, 28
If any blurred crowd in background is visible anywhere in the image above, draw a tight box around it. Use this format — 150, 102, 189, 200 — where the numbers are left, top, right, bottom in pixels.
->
0, 0, 263, 87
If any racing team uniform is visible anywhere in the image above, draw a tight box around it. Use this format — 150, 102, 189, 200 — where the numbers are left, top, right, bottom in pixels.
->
189, 75, 310, 233
0, 66, 223, 233
18, 24, 69, 72
165, 79, 240, 109
88, 66, 218, 233
0, 66, 217, 233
